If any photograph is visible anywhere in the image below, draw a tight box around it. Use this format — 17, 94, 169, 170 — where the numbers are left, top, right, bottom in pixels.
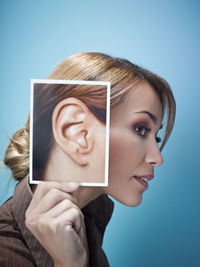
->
30, 79, 110, 186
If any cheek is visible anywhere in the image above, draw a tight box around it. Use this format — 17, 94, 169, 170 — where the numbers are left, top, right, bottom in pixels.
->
109, 128, 144, 178
104, 128, 147, 206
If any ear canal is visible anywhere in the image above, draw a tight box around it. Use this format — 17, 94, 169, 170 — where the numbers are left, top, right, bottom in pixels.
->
64, 124, 88, 147
76, 131, 88, 148
64, 124, 81, 138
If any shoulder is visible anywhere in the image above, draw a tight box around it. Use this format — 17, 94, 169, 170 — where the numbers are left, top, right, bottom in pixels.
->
0, 196, 36, 266
0, 195, 19, 234
0, 177, 55, 267
0, 198, 13, 227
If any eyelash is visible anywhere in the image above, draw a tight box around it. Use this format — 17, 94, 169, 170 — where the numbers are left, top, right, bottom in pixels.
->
134, 124, 162, 143
155, 136, 162, 143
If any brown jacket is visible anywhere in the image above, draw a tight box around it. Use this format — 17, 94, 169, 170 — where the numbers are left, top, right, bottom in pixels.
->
0, 177, 114, 267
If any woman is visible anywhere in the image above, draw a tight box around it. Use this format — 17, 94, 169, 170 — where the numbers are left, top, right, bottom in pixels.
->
0, 52, 176, 267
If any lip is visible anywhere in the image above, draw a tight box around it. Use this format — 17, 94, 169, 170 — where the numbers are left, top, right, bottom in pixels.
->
133, 174, 154, 189
134, 174, 154, 181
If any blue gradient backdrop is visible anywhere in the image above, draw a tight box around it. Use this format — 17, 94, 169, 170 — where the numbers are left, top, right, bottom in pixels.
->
0, 1, 199, 266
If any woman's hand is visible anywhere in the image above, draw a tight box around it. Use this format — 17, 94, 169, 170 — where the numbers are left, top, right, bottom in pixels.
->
25, 181, 87, 267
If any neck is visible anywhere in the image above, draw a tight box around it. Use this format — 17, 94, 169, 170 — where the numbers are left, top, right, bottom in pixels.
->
73, 186, 103, 209
30, 183, 103, 209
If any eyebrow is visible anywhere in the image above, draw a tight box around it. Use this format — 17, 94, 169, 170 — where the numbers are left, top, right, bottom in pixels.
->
135, 110, 163, 129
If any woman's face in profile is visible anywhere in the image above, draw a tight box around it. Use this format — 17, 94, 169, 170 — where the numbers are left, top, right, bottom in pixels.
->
104, 82, 164, 206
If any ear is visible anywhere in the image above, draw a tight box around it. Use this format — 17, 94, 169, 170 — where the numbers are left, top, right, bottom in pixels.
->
52, 98, 94, 166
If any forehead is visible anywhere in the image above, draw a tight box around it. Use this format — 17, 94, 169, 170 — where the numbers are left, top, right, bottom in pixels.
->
111, 81, 163, 124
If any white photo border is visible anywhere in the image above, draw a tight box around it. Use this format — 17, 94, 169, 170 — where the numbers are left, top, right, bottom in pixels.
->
29, 79, 110, 187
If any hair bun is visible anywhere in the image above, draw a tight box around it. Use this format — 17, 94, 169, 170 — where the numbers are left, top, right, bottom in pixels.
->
4, 127, 29, 180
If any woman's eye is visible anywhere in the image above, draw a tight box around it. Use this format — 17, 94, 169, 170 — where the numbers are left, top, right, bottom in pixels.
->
134, 124, 151, 137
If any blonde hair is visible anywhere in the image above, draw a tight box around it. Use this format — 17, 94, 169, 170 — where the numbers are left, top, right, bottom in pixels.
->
4, 52, 176, 180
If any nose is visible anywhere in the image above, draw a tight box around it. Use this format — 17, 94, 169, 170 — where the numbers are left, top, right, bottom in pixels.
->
145, 142, 164, 167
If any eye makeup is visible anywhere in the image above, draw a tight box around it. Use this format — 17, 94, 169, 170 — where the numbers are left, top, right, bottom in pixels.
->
131, 117, 162, 143
155, 136, 162, 143
133, 123, 151, 138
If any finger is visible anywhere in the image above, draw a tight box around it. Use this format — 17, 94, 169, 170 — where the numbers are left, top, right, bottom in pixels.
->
54, 207, 84, 235
44, 198, 77, 218
65, 224, 86, 249
79, 224, 85, 244
28, 181, 79, 211
31, 189, 78, 215
64, 223, 86, 255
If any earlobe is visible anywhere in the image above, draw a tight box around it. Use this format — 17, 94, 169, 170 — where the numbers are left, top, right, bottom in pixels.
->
52, 98, 94, 166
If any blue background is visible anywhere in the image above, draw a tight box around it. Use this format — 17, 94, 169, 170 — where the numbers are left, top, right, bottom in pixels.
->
0, 0, 199, 266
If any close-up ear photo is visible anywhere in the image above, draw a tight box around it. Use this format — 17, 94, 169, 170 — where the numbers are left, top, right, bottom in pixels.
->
30, 80, 110, 186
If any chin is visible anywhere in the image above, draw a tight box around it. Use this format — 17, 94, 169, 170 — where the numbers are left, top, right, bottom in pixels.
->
116, 195, 143, 207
